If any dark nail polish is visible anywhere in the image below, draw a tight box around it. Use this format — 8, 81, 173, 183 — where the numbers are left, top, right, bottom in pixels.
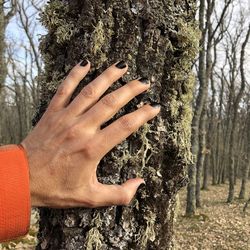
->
151, 102, 161, 109
80, 59, 88, 67
138, 77, 150, 84
115, 60, 127, 69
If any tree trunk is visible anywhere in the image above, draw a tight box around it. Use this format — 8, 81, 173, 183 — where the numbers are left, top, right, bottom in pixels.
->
239, 160, 250, 199
215, 71, 224, 185
203, 35, 216, 190
239, 106, 250, 199
186, 0, 206, 216
202, 152, 209, 190
35, 1, 198, 249
196, 106, 206, 207
227, 24, 250, 203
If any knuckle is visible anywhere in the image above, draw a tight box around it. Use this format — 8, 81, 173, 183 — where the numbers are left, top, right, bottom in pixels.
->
87, 185, 100, 207
101, 93, 118, 108
118, 116, 135, 131
47, 114, 64, 129
66, 125, 81, 139
82, 142, 98, 160
56, 85, 69, 97
121, 191, 131, 205
80, 85, 97, 99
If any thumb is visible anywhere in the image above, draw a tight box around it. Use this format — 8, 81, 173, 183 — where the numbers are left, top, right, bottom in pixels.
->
95, 178, 145, 207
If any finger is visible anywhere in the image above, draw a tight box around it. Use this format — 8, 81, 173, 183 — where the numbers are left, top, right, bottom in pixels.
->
95, 104, 160, 158
81, 77, 150, 128
67, 60, 128, 116
91, 178, 145, 207
47, 59, 90, 112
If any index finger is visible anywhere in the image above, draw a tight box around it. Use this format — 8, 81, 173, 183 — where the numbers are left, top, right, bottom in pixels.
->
47, 59, 91, 112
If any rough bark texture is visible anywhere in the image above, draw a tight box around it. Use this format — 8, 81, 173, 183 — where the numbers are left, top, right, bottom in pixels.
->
202, 37, 216, 190
227, 24, 250, 203
186, 0, 205, 216
34, 1, 198, 249
195, 106, 206, 208
239, 110, 250, 199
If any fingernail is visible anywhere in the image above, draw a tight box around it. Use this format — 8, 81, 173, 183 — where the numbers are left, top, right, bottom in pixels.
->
151, 102, 161, 109
115, 60, 127, 69
80, 58, 89, 67
138, 77, 150, 84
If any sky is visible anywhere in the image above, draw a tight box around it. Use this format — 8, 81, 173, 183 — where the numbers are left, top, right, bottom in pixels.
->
5, 0, 46, 87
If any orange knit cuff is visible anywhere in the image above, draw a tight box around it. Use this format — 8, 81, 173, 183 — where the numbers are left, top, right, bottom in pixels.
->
0, 144, 31, 242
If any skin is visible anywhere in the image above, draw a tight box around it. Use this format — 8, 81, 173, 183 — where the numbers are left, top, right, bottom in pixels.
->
21, 60, 160, 209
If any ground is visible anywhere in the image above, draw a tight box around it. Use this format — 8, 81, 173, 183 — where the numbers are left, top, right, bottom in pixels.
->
174, 180, 250, 250
1, 180, 249, 249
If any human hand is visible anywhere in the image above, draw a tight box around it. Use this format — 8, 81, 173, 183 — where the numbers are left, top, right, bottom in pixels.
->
21, 59, 160, 208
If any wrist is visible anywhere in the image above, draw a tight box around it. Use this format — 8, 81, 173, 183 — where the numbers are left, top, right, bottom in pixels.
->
19, 142, 44, 207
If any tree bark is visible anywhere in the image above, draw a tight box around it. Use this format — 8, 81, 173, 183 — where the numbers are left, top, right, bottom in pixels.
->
186, 0, 206, 216
203, 35, 217, 190
196, 106, 206, 207
216, 70, 225, 185
227, 24, 250, 203
35, 1, 198, 249
239, 112, 250, 199
239, 158, 250, 199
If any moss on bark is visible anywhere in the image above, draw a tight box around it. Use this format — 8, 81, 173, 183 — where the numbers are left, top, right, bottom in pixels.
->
35, 1, 199, 249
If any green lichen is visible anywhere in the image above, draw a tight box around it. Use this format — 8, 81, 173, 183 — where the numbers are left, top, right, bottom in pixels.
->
90, 9, 114, 67
168, 19, 200, 164
136, 123, 159, 171
54, 22, 79, 44
39, 1, 69, 28
135, 211, 156, 248
39, 0, 78, 44
85, 213, 104, 250
92, 20, 106, 55
85, 228, 104, 250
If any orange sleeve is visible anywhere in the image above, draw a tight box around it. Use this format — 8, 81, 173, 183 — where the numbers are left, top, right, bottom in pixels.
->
0, 144, 31, 242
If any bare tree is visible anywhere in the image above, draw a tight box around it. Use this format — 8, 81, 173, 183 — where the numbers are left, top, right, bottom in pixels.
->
0, 0, 16, 91
186, 0, 233, 216
227, 22, 250, 202
0, 0, 43, 144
